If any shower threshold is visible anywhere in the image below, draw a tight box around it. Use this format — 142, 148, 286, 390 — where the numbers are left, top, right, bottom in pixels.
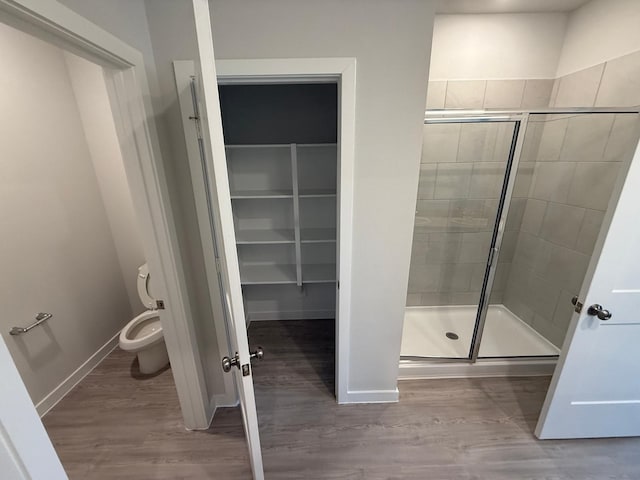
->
399, 304, 559, 380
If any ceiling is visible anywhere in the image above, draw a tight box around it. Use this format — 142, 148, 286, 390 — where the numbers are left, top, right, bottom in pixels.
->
436, 0, 591, 14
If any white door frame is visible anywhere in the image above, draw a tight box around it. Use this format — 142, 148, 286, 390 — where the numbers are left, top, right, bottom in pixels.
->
0, 0, 213, 429
199, 57, 357, 404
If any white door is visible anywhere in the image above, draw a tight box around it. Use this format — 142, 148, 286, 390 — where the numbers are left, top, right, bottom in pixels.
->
536, 134, 640, 439
191, 1, 264, 478
0, 336, 67, 479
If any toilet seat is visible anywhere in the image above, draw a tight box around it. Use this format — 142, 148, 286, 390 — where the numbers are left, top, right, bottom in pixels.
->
137, 263, 156, 310
119, 310, 163, 351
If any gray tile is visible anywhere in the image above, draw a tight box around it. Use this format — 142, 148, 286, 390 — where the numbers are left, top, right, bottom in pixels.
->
576, 209, 605, 255
596, 51, 640, 107
512, 162, 535, 198
536, 117, 568, 162
505, 198, 526, 232
520, 123, 541, 163
603, 113, 640, 163
406, 293, 422, 306
418, 292, 448, 306
483, 80, 525, 109
448, 199, 495, 232
536, 243, 590, 293
521, 79, 554, 108
560, 114, 615, 163
439, 263, 474, 293
425, 232, 462, 264
459, 232, 492, 263
529, 162, 575, 203
410, 238, 429, 264
416, 163, 437, 199
539, 202, 585, 249
407, 263, 442, 294
448, 291, 482, 305
468, 162, 505, 199
567, 161, 621, 210
444, 80, 486, 109
528, 275, 561, 320
554, 64, 605, 108
513, 232, 546, 270
422, 123, 460, 163
532, 313, 567, 348
470, 262, 488, 292
434, 163, 472, 200
498, 230, 517, 263
426, 81, 447, 109
488, 290, 503, 304
520, 198, 547, 235
552, 288, 578, 332
492, 262, 510, 293
457, 122, 509, 163
414, 199, 450, 233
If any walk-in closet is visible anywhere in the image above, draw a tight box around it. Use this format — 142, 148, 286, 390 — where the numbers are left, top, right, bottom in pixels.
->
219, 82, 339, 389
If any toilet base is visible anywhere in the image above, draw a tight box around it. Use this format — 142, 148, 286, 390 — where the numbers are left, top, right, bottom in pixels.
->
137, 341, 169, 374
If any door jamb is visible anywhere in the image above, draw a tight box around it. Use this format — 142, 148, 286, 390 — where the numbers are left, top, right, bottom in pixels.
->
198, 57, 357, 404
0, 0, 214, 429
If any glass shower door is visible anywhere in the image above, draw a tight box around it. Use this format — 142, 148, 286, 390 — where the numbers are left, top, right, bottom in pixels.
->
402, 117, 520, 359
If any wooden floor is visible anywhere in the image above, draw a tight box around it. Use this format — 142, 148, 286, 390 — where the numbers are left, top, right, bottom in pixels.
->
44, 320, 640, 479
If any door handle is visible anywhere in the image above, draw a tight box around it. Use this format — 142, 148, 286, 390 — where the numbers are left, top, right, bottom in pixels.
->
587, 304, 612, 321
221, 347, 264, 373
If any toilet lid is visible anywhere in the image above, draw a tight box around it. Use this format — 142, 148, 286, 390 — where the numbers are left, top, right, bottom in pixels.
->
137, 263, 156, 309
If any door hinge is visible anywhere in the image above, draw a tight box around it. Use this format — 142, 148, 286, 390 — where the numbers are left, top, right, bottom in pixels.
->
215, 258, 221, 273
571, 296, 583, 313
156, 300, 165, 310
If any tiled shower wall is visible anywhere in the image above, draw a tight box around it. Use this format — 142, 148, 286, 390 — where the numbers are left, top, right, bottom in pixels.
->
503, 113, 639, 347
407, 122, 515, 307
408, 49, 640, 347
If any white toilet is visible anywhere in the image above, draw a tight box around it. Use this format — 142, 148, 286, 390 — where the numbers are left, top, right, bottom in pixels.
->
119, 264, 169, 374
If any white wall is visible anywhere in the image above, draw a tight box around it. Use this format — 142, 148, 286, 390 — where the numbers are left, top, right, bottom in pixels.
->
0, 24, 131, 407
64, 52, 146, 315
210, 0, 436, 395
556, 0, 640, 76
430, 13, 567, 80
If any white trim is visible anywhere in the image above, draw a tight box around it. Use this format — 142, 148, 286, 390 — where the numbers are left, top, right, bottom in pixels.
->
398, 358, 557, 380
341, 389, 400, 404
215, 58, 357, 405
247, 310, 336, 322
36, 332, 121, 417
0, 0, 213, 432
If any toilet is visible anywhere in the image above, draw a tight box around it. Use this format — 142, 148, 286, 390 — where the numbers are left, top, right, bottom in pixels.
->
119, 264, 169, 374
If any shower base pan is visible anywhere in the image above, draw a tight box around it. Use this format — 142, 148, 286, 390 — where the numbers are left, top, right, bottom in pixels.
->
399, 304, 559, 380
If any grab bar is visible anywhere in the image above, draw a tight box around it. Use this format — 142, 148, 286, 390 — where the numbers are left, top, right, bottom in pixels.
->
10, 313, 53, 335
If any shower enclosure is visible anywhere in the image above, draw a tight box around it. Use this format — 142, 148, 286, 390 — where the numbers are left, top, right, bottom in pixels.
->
402, 109, 640, 373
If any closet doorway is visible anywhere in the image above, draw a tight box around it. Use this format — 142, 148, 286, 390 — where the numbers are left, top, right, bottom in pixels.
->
222, 82, 339, 395
173, 59, 356, 404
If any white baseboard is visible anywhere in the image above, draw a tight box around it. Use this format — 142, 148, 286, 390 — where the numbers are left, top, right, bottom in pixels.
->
247, 310, 335, 321
36, 331, 121, 417
340, 388, 399, 404
398, 358, 557, 380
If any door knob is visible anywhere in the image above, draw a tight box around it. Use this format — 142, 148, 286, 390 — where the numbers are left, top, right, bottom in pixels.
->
587, 304, 612, 321
250, 346, 264, 361
221, 353, 239, 372
221, 347, 264, 373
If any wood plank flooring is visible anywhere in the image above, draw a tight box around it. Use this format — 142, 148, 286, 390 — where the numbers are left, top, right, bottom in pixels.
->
44, 320, 640, 479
